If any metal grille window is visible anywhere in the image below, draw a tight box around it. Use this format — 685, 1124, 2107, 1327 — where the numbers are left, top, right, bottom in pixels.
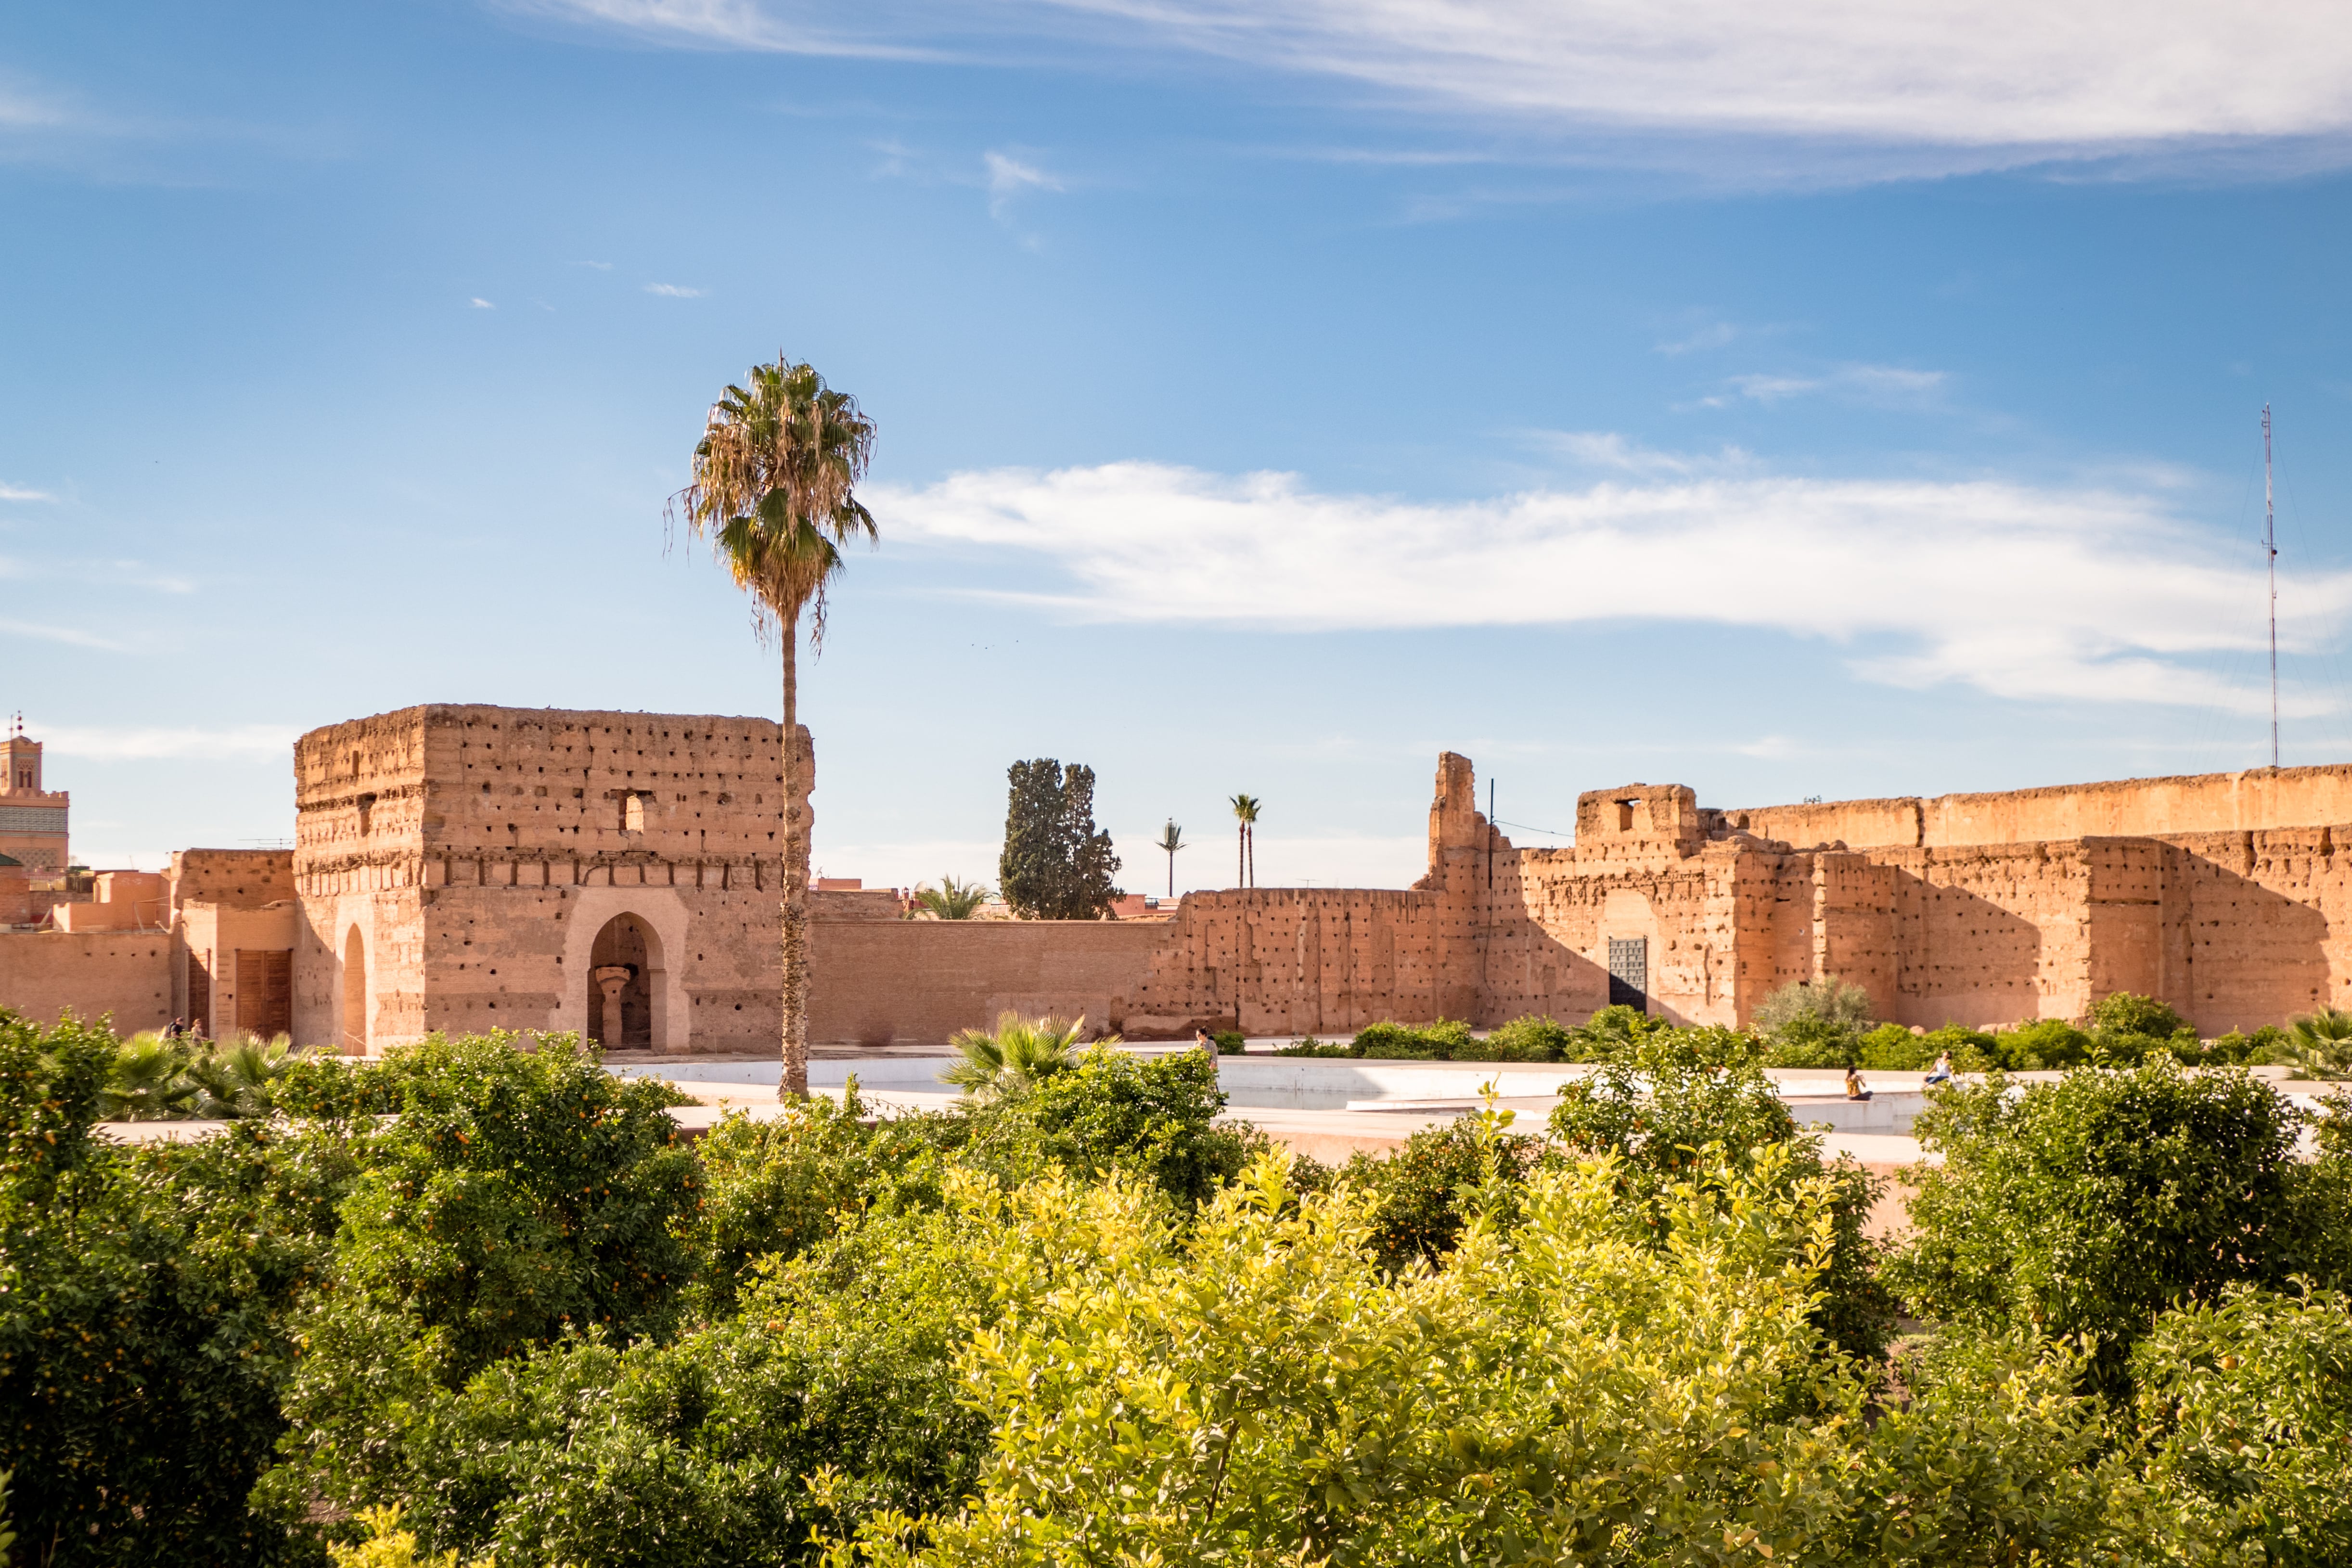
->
1607, 937, 1648, 1012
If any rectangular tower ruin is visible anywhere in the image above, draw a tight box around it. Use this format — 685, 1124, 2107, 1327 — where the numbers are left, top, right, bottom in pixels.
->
292, 704, 802, 1053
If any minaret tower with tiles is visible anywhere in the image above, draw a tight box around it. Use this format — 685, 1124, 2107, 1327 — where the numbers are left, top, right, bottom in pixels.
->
0, 713, 70, 876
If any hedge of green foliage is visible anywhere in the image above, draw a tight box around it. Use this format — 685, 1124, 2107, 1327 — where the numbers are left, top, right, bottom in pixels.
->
9, 1005, 2352, 1567
1274, 1006, 1661, 1063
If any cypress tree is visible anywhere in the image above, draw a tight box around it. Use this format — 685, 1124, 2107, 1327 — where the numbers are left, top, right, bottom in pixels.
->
1000, 758, 1122, 919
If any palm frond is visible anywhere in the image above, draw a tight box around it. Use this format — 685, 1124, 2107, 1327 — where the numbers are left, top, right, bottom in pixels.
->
2284, 1006, 2352, 1079
668, 357, 878, 645
99, 1036, 198, 1121
915, 874, 991, 920
943, 1011, 1103, 1100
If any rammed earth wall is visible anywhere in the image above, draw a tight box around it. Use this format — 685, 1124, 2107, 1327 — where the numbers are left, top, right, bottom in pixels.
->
23, 703, 2339, 1052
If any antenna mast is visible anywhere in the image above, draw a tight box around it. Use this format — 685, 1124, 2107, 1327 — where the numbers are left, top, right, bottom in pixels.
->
2265, 404, 2278, 769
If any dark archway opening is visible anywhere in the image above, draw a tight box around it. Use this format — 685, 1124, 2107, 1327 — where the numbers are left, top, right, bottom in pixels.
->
589, 913, 660, 1049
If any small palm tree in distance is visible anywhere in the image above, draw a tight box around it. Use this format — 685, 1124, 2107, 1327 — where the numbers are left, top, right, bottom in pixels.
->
915, 874, 991, 920
941, 1012, 1102, 1100
1153, 820, 1185, 899
671, 356, 877, 1099
1230, 794, 1261, 888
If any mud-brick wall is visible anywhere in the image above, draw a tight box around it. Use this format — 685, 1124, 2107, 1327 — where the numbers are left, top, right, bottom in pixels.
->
1503, 848, 1719, 1026
1122, 888, 1460, 1039
0, 931, 172, 1031
809, 919, 1167, 1044
1477, 847, 1607, 1026
2157, 828, 2352, 1033
1870, 842, 2085, 1028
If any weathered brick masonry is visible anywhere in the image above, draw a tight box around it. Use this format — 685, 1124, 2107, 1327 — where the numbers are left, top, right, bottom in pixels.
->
22, 701, 2343, 1049
291, 705, 805, 1053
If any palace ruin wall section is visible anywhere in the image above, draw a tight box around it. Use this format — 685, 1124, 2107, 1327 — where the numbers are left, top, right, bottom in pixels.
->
0, 931, 172, 1032
291, 705, 803, 1052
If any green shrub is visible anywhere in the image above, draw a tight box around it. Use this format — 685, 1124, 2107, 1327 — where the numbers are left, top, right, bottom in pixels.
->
1805, 1328, 2123, 1562
0, 1009, 333, 1565
1211, 1030, 1246, 1054
1548, 1050, 1891, 1358
2132, 1284, 2352, 1566
1349, 1020, 1426, 1057
2279, 1008, 2352, 1078
379, 1207, 991, 1567
2088, 991, 2191, 1040
1854, 1022, 1930, 1069
689, 1083, 943, 1312
1991, 1017, 2095, 1069
1348, 1018, 1474, 1058
835, 1150, 1852, 1567
263, 1033, 703, 1519
1481, 1014, 1573, 1062
1762, 1014, 1858, 1067
1343, 1114, 1547, 1271
1558, 1002, 1663, 1062
2206, 1024, 2287, 1067
1888, 1061, 2309, 1388
1274, 1037, 1348, 1057
954, 1044, 1260, 1212
2080, 994, 2203, 1066
1753, 975, 1876, 1033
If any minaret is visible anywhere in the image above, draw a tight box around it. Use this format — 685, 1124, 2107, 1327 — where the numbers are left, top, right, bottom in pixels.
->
0, 714, 71, 876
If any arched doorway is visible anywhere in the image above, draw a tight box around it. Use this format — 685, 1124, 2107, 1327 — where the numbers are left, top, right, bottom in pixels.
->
588, 912, 664, 1050
342, 926, 369, 1054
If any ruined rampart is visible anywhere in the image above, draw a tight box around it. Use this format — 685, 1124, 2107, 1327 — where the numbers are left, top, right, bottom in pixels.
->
0, 931, 173, 1032
1728, 763, 2352, 851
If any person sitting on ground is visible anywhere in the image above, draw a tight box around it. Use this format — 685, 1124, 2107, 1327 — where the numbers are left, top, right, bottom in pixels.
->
1924, 1049, 1954, 1086
1844, 1064, 1873, 1101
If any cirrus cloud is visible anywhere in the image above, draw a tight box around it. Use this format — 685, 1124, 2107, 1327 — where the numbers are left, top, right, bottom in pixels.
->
879, 455, 2347, 713
509, 0, 2352, 174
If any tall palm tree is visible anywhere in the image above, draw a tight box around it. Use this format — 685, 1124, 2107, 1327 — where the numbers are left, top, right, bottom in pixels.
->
1153, 820, 1184, 898
1230, 794, 1260, 888
672, 357, 877, 1098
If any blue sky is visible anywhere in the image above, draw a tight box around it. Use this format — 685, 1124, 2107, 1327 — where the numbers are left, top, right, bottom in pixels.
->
4, 0, 2351, 893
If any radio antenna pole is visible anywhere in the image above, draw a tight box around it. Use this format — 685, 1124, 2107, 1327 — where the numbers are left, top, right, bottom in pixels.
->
2266, 404, 2278, 770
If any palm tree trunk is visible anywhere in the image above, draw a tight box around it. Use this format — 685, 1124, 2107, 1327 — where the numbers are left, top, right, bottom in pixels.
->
779, 611, 810, 1099
1247, 825, 1255, 888
1238, 825, 1245, 889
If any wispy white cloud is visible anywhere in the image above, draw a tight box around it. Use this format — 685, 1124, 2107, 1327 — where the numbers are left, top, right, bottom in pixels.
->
1692, 363, 1948, 409
0, 619, 126, 652
643, 282, 705, 297
1655, 321, 1738, 356
34, 723, 301, 761
498, 0, 937, 58
1526, 430, 1757, 478
0, 76, 82, 133
510, 0, 2352, 177
468, 297, 496, 309
984, 150, 1063, 220
0, 483, 55, 502
879, 457, 2344, 713
572, 259, 614, 270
